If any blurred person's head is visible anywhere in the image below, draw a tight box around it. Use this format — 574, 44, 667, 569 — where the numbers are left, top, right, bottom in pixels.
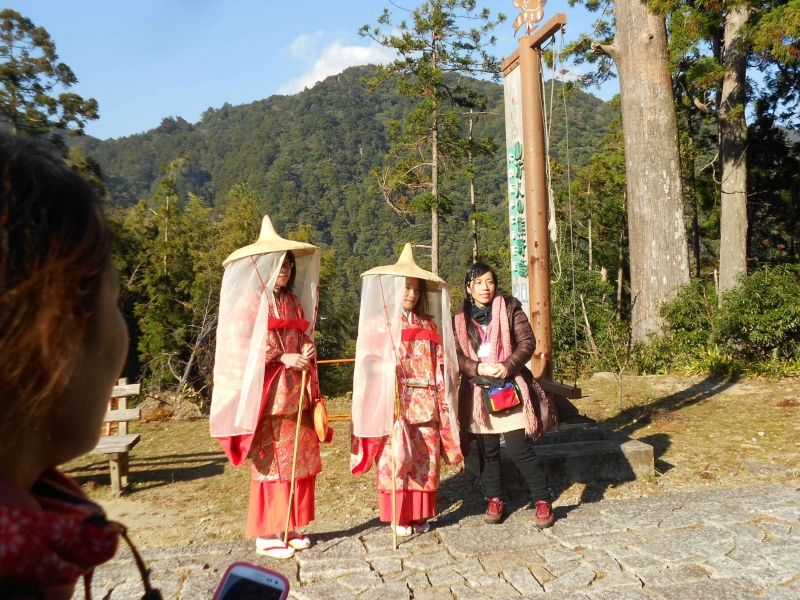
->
0, 134, 128, 489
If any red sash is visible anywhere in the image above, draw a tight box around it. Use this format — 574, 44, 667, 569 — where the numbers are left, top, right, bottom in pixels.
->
401, 327, 441, 345
268, 316, 310, 331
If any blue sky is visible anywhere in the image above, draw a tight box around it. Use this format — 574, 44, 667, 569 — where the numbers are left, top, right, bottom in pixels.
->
5, 1, 618, 140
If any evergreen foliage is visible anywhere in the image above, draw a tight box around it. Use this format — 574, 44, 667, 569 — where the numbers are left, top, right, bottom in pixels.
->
6, 6, 800, 397
716, 266, 800, 361
636, 266, 800, 377
0, 9, 98, 137
359, 0, 505, 273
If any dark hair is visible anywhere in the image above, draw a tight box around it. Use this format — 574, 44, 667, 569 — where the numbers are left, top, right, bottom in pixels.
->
0, 133, 111, 439
464, 262, 497, 293
463, 262, 498, 351
408, 277, 429, 319
283, 250, 297, 292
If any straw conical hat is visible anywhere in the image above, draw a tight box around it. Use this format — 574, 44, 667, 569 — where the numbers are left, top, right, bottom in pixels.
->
222, 215, 318, 266
361, 243, 447, 289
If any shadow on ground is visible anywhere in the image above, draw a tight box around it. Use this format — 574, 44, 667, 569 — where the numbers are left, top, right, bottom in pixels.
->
432, 375, 738, 523
65, 450, 227, 492
601, 374, 738, 436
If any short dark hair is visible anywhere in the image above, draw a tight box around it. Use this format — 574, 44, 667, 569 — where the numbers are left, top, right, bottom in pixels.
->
464, 262, 497, 292
463, 262, 498, 351
0, 133, 111, 441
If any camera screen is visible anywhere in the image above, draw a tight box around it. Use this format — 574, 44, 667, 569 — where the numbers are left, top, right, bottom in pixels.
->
217, 573, 284, 600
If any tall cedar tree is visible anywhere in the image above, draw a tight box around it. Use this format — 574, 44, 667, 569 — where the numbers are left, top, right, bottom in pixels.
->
565, 0, 691, 341
0, 9, 98, 138
133, 159, 198, 387
360, 0, 505, 274
657, 0, 799, 293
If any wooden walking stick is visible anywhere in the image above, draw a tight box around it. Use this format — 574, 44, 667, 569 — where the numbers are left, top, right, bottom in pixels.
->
284, 369, 308, 546
390, 379, 402, 550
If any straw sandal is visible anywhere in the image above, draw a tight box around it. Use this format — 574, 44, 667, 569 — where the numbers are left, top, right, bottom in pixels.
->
255, 537, 295, 559
287, 532, 312, 550
413, 520, 431, 534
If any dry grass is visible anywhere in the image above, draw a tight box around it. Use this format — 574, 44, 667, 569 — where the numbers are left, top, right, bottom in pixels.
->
63, 375, 800, 549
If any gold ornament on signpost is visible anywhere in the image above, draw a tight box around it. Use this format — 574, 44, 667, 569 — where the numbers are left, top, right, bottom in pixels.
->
513, 0, 545, 35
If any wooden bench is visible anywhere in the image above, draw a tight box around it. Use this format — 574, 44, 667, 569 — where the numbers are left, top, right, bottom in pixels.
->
91, 379, 141, 495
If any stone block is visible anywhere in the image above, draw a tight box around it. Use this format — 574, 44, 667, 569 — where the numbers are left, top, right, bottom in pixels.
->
358, 581, 411, 599
502, 566, 545, 595
428, 566, 467, 587
647, 577, 771, 600
296, 556, 371, 583
465, 427, 654, 494
544, 565, 598, 592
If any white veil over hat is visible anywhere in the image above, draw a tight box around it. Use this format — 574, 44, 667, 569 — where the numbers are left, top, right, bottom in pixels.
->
351, 244, 460, 440
210, 216, 320, 444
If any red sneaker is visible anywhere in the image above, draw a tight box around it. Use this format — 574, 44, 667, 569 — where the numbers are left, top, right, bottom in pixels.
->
534, 500, 555, 529
485, 497, 506, 524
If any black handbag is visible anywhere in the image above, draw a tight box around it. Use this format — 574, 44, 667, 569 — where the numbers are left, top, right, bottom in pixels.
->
469, 375, 506, 389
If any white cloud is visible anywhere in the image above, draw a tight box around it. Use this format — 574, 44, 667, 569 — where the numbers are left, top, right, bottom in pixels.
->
277, 38, 395, 95
283, 31, 326, 63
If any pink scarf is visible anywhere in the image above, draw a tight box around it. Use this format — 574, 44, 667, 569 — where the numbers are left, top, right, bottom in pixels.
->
454, 295, 540, 438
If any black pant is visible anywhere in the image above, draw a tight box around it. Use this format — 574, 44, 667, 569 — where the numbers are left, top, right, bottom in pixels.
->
475, 429, 550, 502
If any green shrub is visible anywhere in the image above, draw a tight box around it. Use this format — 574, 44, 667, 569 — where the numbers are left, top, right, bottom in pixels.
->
715, 265, 800, 361
684, 345, 743, 379
635, 278, 717, 373
637, 265, 800, 376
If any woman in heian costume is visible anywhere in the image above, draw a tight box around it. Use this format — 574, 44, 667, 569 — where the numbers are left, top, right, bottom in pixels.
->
351, 244, 462, 538
210, 216, 328, 559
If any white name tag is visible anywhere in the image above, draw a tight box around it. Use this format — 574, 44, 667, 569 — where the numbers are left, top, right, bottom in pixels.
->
477, 343, 491, 359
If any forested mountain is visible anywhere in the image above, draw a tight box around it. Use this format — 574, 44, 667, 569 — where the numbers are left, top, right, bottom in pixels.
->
72, 64, 614, 389
76, 65, 613, 286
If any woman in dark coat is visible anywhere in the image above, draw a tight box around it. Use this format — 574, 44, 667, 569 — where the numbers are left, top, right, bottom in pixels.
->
453, 262, 557, 528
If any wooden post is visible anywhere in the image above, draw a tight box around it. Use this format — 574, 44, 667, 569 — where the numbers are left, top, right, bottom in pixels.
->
517, 14, 567, 380
118, 377, 128, 436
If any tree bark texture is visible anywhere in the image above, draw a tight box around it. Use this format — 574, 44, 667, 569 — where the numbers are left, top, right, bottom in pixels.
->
431, 117, 440, 275
612, 0, 690, 341
718, 5, 750, 294
430, 33, 440, 275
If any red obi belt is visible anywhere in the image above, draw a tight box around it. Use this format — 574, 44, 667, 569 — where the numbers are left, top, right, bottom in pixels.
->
401, 327, 441, 345
268, 316, 310, 332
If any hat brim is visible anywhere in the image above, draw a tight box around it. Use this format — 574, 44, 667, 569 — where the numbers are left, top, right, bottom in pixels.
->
360, 243, 447, 289
222, 215, 319, 266
223, 240, 317, 266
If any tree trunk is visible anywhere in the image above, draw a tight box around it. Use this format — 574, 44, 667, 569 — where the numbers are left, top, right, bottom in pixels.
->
687, 118, 701, 278
468, 112, 478, 261
430, 33, 439, 275
718, 6, 750, 294
616, 220, 625, 321
612, 0, 690, 341
431, 118, 439, 274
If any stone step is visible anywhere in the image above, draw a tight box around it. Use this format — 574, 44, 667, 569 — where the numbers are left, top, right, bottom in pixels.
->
464, 426, 654, 493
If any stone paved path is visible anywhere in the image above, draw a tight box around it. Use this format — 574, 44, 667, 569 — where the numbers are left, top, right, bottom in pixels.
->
87, 483, 800, 599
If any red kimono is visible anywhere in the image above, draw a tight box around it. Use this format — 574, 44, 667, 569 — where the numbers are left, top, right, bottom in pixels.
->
245, 291, 321, 538
372, 313, 462, 524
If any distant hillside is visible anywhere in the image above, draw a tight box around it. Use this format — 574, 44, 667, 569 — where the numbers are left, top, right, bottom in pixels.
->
76, 64, 614, 285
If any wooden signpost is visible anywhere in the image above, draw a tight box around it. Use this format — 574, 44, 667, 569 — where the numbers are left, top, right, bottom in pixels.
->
502, 5, 582, 409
